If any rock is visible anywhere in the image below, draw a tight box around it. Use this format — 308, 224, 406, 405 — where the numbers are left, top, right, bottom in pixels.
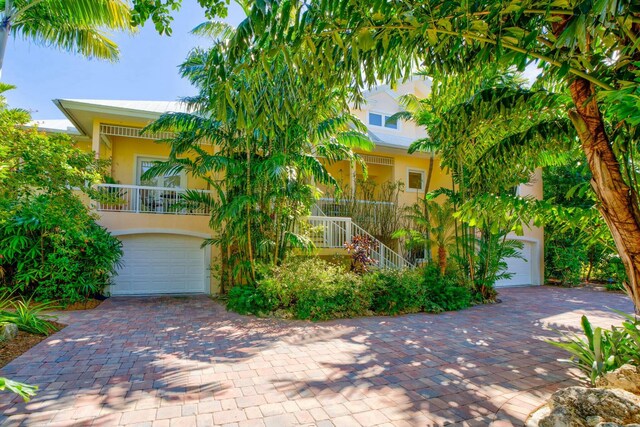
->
527, 404, 551, 427
0, 323, 18, 341
587, 416, 605, 426
539, 405, 573, 427
596, 365, 640, 395
539, 387, 640, 427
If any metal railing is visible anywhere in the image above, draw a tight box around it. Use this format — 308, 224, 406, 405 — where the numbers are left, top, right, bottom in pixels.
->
307, 215, 413, 269
94, 184, 210, 215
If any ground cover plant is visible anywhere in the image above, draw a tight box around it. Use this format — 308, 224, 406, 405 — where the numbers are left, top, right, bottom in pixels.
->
1, 293, 63, 402
226, 257, 472, 321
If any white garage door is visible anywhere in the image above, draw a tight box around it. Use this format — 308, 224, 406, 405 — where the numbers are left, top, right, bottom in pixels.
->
495, 240, 534, 288
111, 234, 208, 295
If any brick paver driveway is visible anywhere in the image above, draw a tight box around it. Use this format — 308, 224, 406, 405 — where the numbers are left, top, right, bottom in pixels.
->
0, 287, 634, 427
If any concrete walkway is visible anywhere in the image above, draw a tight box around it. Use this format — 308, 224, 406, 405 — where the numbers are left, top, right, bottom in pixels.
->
0, 286, 634, 426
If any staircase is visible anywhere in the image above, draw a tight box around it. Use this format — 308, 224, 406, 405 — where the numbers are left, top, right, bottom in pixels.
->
307, 206, 414, 269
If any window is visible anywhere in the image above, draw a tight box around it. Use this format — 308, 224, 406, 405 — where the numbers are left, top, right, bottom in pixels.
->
407, 169, 425, 191
384, 117, 398, 129
368, 112, 400, 130
368, 112, 383, 127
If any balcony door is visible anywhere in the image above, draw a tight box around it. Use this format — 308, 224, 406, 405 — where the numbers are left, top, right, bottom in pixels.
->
136, 157, 186, 189
135, 157, 186, 213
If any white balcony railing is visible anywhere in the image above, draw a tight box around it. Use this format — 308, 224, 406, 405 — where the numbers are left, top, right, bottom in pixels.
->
307, 216, 413, 269
94, 184, 210, 216
315, 198, 396, 226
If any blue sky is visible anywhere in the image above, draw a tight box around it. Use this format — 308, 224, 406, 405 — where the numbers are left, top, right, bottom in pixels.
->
4, 2, 246, 120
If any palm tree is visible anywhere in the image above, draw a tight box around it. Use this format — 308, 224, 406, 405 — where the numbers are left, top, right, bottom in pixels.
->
397, 198, 456, 273
142, 23, 372, 289
0, 0, 133, 78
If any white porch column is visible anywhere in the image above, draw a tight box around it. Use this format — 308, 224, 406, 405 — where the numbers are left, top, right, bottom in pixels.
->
92, 120, 101, 160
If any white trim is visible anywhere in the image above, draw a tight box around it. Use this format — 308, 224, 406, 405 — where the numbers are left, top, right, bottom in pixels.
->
111, 229, 212, 294
101, 124, 175, 141
110, 229, 212, 239
360, 153, 394, 166
406, 168, 426, 192
368, 111, 402, 132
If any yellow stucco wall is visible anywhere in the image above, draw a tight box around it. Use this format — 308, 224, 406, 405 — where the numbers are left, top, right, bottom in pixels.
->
108, 135, 210, 190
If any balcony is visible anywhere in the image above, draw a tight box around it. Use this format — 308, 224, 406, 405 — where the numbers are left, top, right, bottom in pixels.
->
313, 198, 396, 225
94, 184, 210, 216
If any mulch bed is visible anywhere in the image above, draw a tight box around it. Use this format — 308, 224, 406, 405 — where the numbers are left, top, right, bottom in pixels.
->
61, 298, 103, 311
0, 321, 66, 369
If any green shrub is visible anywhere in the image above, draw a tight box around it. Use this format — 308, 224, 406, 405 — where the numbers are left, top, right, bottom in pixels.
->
365, 269, 425, 315
225, 285, 279, 316
594, 255, 628, 288
227, 258, 372, 320
294, 273, 370, 320
422, 264, 472, 311
549, 313, 640, 384
226, 258, 474, 320
0, 194, 123, 304
544, 229, 585, 286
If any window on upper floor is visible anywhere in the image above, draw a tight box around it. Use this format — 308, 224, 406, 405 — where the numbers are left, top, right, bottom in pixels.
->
407, 169, 425, 192
368, 112, 399, 130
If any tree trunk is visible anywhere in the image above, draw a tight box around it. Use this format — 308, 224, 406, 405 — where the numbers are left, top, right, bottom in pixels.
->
424, 156, 435, 262
569, 77, 640, 312
438, 244, 447, 275
0, 19, 10, 80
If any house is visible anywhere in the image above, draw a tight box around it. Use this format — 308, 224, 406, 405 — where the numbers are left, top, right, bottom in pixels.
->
34, 79, 544, 296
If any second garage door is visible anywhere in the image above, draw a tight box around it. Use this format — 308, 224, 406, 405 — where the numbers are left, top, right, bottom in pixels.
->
495, 240, 534, 288
110, 233, 208, 295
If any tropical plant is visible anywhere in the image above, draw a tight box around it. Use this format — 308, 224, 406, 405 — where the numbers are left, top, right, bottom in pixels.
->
143, 24, 371, 289
0, 377, 37, 402
549, 314, 640, 385
396, 198, 456, 272
365, 268, 427, 315
0, 0, 134, 77
1, 194, 123, 303
421, 264, 472, 312
0, 85, 123, 303
227, 257, 372, 320
399, 68, 570, 299
0, 299, 58, 335
0, 292, 58, 335
193, 0, 640, 312
543, 158, 627, 286
226, 258, 472, 320
344, 235, 378, 274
